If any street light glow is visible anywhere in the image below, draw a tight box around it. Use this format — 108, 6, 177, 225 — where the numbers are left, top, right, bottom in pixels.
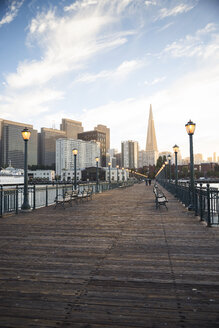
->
173, 144, 179, 153
185, 120, 196, 135
72, 148, 78, 155
21, 127, 31, 141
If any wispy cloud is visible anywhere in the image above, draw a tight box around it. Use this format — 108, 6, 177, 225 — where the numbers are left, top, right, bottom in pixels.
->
155, 3, 196, 20
144, 76, 166, 85
0, 88, 64, 120
75, 59, 144, 83
0, 0, 24, 27
1, 0, 140, 125
80, 63, 219, 156
162, 23, 219, 59
157, 22, 174, 32
5, 1, 136, 89
64, 0, 98, 12
145, 0, 157, 7
64, 0, 133, 15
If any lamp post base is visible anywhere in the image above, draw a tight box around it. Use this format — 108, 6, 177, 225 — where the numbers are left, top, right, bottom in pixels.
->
21, 202, 31, 212
21, 207, 32, 212
188, 204, 194, 211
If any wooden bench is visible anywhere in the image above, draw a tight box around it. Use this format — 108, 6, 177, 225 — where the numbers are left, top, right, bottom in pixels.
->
54, 192, 73, 209
54, 189, 93, 208
153, 185, 168, 210
77, 190, 92, 202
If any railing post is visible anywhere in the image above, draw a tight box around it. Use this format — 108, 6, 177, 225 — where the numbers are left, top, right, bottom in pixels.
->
16, 185, 19, 214
206, 183, 211, 227
188, 182, 191, 210
199, 183, 203, 221
56, 183, 58, 198
194, 183, 198, 216
33, 185, 36, 210
46, 185, 48, 207
0, 186, 3, 217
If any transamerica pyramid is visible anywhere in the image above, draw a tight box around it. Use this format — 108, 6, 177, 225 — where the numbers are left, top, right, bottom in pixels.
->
145, 104, 158, 165
146, 104, 158, 151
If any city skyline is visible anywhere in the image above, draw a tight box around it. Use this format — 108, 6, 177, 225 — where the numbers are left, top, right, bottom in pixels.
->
0, 0, 219, 158
1, 116, 217, 168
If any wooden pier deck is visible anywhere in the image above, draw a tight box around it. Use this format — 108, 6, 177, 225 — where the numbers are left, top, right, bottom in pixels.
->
0, 183, 219, 328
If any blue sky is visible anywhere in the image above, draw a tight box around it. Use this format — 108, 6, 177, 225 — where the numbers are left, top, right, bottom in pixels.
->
0, 0, 219, 159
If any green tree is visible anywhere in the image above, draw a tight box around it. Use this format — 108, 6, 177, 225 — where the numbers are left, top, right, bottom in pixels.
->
156, 156, 165, 170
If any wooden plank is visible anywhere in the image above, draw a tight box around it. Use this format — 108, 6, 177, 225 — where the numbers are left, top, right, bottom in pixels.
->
0, 183, 218, 327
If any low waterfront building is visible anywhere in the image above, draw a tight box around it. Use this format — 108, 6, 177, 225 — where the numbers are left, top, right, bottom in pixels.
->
28, 170, 55, 182
61, 169, 82, 182
103, 167, 129, 182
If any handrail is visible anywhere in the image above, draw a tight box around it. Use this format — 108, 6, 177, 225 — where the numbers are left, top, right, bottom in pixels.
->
0, 180, 135, 217
157, 179, 219, 227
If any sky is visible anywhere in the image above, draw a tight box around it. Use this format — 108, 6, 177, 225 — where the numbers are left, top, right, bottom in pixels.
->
0, 0, 219, 159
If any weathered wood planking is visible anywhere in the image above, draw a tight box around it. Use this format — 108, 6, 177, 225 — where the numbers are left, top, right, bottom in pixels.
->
0, 183, 218, 327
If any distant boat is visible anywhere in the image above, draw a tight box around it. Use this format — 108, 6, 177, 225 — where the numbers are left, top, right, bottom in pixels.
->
0, 165, 24, 185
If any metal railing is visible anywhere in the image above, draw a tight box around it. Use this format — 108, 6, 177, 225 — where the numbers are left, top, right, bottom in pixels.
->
0, 180, 135, 217
158, 180, 219, 227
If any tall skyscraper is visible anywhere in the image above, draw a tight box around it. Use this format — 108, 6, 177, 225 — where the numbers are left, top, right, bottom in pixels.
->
121, 140, 139, 169
145, 105, 158, 165
60, 118, 84, 139
56, 138, 100, 176
78, 130, 106, 167
38, 128, 66, 167
0, 119, 38, 169
194, 153, 203, 164
94, 124, 110, 152
138, 150, 147, 168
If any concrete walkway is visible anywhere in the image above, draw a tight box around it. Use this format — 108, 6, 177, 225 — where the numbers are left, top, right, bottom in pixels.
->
0, 183, 219, 327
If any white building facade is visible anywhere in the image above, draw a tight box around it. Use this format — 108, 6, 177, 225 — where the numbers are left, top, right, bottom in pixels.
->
56, 138, 100, 176
28, 170, 55, 181
61, 169, 82, 182
121, 140, 139, 169
104, 168, 129, 182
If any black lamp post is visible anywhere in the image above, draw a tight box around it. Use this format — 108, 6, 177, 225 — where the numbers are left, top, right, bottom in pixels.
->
122, 167, 124, 183
116, 165, 119, 184
165, 161, 168, 181
126, 169, 129, 182
21, 127, 31, 211
162, 164, 165, 181
96, 156, 99, 192
108, 162, 111, 184
168, 154, 171, 183
173, 144, 179, 195
72, 148, 78, 190
185, 119, 196, 211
